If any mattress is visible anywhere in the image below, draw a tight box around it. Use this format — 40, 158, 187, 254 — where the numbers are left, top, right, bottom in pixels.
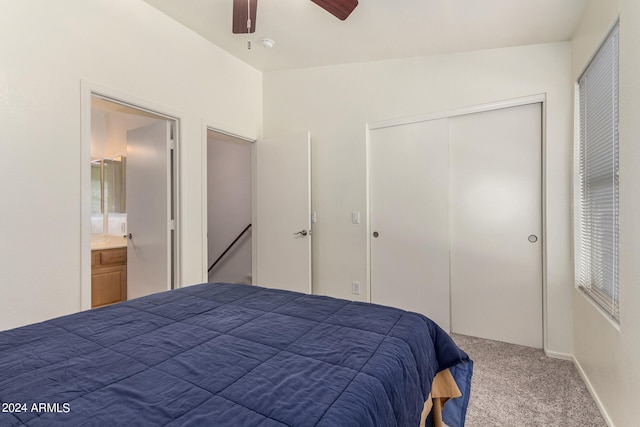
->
0, 282, 472, 426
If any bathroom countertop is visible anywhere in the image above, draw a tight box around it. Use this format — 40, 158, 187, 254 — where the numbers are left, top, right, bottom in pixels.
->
91, 235, 127, 250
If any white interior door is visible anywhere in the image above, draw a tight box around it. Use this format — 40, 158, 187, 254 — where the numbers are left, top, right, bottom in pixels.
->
126, 121, 172, 299
449, 103, 542, 348
369, 119, 451, 330
256, 132, 311, 293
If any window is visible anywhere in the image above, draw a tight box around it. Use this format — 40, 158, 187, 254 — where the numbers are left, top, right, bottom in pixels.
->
575, 22, 620, 322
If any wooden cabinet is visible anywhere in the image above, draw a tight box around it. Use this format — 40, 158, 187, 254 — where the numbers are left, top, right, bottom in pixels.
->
91, 247, 127, 308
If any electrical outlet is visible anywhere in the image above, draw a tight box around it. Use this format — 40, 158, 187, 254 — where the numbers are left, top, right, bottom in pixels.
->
352, 281, 361, 295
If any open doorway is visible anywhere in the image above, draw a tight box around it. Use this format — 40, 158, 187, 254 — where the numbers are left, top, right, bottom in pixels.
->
88, 95, 178, 307
206, 129, 252, 284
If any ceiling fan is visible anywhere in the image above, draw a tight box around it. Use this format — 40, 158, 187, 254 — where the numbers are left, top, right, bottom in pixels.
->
232, 0, 359, 34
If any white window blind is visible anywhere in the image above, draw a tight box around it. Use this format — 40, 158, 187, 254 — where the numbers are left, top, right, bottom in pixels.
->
576, 23, 619, 322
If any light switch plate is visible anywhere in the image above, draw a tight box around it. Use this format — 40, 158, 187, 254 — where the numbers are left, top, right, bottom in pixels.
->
352, 281, 361, 295
352, 211, 360, 224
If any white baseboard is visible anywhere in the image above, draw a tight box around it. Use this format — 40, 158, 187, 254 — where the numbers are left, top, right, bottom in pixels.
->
544, 349, 573, 360
573, 356, 615, 427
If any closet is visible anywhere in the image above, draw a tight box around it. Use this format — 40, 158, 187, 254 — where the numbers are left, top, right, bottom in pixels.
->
369, 102, 542, 348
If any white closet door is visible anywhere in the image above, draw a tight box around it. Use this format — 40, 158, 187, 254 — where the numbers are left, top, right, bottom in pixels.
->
369, 119, 450, 330
449, 103, 542, 348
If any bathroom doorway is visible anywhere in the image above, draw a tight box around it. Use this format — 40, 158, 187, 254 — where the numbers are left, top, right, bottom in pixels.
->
87, 95, 178, 307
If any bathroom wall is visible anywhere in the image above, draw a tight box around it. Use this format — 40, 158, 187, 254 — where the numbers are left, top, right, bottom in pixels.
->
90, 103, 161, 236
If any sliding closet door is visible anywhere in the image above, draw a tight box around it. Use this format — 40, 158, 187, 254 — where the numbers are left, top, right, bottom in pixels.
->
449, 103, 542, 348
369, 119, 450, 330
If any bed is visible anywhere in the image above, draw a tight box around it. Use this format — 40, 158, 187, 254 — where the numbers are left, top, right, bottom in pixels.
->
0, 282, 472, 426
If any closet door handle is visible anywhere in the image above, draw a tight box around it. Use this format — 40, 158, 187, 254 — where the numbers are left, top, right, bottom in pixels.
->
124, 233, 133, 240
294, 230, 309, 237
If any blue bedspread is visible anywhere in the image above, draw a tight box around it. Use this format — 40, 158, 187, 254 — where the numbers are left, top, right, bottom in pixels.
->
0, 283, 472, 426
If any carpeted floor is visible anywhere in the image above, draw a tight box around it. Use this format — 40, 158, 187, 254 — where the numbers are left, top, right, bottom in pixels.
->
449, 333, 607, 427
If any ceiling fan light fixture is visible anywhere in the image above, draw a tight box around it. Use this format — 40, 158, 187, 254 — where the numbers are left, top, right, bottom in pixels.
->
260, 38, 275, 48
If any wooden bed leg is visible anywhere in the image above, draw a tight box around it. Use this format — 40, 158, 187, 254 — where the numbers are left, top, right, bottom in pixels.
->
432, 397, 443, 427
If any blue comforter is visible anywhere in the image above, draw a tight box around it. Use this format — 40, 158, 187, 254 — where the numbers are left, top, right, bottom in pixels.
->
0, 283, 472, 426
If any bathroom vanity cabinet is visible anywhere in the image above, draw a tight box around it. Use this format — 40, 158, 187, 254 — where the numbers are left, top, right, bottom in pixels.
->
91, 247, 127, 308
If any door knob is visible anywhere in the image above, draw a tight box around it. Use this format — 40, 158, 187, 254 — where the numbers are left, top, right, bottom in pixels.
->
294, 230, 308, 237
373, 231, 379, 238
124, 233, 133, 239
528, 234, 538, 243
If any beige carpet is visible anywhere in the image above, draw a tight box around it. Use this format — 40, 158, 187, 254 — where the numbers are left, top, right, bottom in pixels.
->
449, 333, 607, 427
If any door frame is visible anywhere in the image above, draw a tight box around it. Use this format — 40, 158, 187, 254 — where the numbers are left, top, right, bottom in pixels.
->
200, 123, 257, 284
365, 93, 549, 347
80, 80, 182, 310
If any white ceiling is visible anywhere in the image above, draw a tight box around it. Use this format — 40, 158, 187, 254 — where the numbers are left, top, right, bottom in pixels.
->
142, 0, 589, 72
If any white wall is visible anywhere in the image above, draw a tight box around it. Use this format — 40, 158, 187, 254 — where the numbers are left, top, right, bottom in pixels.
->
207, 132, 252, 284
263, 42, 575, 356
572, 1, 640, 425
0, 0, 262, 330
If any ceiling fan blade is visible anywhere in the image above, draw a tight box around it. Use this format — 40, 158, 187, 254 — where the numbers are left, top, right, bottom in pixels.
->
232, 0, 258, 34
311, 0, 358, 21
